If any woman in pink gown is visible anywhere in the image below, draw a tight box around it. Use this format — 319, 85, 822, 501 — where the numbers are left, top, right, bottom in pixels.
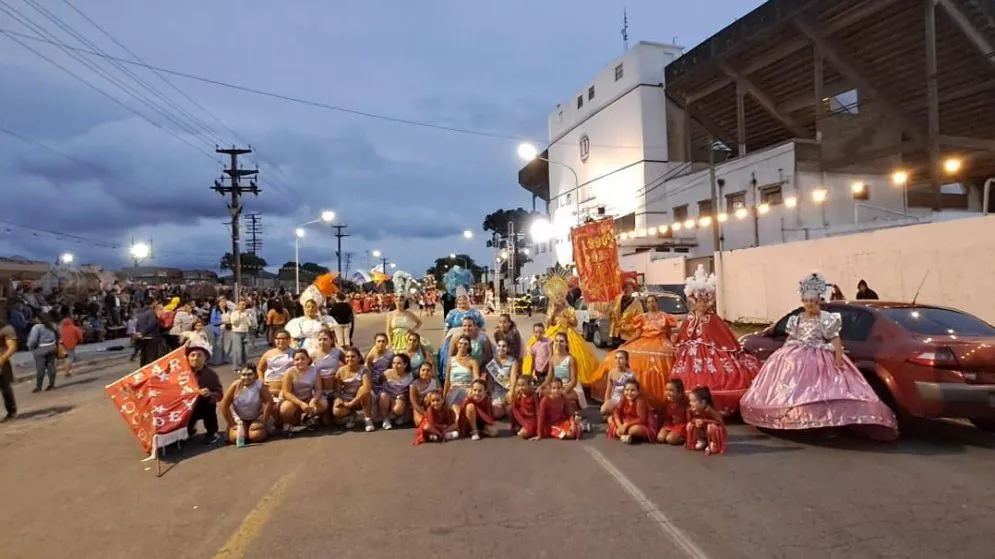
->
739, 273, 899, 441
670, 266, 759, 415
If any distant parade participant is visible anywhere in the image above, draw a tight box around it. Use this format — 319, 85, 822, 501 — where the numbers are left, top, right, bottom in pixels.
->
285, 294, 337, 356
739, 272, 899, 441
610, 278, 643, 345
669, 266, 760, 415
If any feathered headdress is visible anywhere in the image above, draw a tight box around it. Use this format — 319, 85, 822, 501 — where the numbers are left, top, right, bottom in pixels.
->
543, 268, 571, 302
299, 272, 338, 308
443, 266, 472, 296
799, 272, 829, 299
684, 265, 717, 301
393, 270, 414, 296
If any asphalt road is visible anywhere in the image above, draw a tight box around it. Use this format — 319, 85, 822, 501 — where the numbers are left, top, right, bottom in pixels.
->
2, 313, 994, 559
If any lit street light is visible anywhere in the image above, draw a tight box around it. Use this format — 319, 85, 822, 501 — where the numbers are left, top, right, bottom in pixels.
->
943, 157, 962, 174
463, 230, 473, 240
517, 143, 539, 161
59, 252, 73, 265
294, 210, 336, 293
129, 242, 151, 267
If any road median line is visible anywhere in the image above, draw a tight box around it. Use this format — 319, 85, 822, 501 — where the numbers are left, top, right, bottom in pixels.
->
584, 446, 710, 559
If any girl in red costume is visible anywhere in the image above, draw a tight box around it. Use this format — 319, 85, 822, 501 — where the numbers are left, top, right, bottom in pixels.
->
458, 379, 499, 440
685, 386, 727, 455
670, 265, 760, 415
656, 379, 688, 445
509, 376, 538, 439
606, 379, 657, 444
413, 391, 458, 444
532, 377, 581, 441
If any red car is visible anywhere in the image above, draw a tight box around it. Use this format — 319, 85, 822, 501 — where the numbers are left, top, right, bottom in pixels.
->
740, 302, 995, 430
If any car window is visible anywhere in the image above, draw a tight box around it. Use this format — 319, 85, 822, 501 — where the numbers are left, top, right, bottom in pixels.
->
827, 306, 875, 342
880, 307, 995, 336
654, 296, 688, 315
772, 307, 803, 337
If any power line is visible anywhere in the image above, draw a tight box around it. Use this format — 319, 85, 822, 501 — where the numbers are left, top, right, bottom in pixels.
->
0, 124, 112, 175
0, 217, 218, 258
0, 11, 216, 160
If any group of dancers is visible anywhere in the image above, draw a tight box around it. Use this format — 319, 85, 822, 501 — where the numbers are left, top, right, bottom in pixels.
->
215, 263, 899, 452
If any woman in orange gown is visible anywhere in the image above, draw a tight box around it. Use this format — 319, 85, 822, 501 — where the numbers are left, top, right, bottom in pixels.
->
669, 265, 759, 416
591, 295, 677, 408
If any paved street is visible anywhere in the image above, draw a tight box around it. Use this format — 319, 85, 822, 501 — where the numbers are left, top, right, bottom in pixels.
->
2, 313, 994, 559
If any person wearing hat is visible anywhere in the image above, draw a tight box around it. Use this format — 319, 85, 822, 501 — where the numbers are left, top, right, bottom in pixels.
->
185, 343, 225, 445
610, 278, 643, 345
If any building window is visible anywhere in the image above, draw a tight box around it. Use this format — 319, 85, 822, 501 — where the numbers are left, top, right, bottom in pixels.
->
565, 192, 572, 204
614, 64, 624, 81
826, 89, 859, 115
673, 204, 689, 222
588, 86, 595, 100
725, 192, 746, 212
698, 199, 713, 217
577, 95, 583, 109
761, 185, 783, 206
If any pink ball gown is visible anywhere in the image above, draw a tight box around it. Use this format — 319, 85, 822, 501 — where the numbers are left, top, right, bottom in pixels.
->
739, 310, 898, 441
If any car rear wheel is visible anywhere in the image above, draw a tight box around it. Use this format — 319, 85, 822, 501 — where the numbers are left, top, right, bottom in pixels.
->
862, 370, 907, 423
592, 327, 604, 348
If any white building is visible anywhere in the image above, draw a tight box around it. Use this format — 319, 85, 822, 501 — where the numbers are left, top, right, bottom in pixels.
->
521, 42, 685, 279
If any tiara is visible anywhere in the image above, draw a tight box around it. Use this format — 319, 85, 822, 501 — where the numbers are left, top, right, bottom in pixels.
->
799, 272, 828, 298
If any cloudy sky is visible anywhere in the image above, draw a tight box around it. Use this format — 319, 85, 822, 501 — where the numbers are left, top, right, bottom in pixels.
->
0, 0, 760, 277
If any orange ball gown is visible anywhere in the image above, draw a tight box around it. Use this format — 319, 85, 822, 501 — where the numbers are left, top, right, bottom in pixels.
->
669, 311, 760, 416
591, 311, 677, 408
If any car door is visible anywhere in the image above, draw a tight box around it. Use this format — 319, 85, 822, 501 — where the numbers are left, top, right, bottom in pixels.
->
825, 305, 876, 362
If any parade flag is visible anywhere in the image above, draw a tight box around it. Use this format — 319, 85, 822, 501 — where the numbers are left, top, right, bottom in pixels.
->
371, 271, 390, 285
105, 347, 201, 455
571, 219, 622, 305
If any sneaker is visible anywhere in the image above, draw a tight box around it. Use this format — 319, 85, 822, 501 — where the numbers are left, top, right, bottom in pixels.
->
445, 431, 460, 441
364, 418, 375, 432
428, 434, 440, 442
695, 440, 706, 451
1, 412, 16, 422
31, 387, 41, 393
45, 385, 54, 391
471, 432, 481, 441
345, 417, 356, 430
382, 419, 393, 431
206, 433, 223, 445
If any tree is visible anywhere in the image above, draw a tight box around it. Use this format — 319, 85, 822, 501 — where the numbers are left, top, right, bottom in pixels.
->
277, 261, 328, 282
426, 254, 483, 287
219, 252, 267, 277
481, 208, 537, 240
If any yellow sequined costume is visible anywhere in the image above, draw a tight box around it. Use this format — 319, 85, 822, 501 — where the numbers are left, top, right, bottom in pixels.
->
522, 273, 600, 386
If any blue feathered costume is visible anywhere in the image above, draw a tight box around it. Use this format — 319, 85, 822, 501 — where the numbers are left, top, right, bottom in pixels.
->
436, 267, 484, 381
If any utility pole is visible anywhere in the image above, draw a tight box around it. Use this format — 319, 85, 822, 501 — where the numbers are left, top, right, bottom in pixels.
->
507, 221, 517, 301
343, 252, 354, 279
245, 213, 263, 254
708, 135, 722, 267
212, 146, 259, 303
332, 224, 349, 282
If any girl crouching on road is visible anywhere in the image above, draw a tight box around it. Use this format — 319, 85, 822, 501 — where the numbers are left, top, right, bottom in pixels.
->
221, 365, 274, 444
279, 349, 327, 431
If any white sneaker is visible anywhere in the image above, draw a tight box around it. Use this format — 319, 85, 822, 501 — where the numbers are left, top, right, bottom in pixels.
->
471, 432, 481, 441
382, 419, 393, 430
364, 418, 375, 432
445, 431, 460, 441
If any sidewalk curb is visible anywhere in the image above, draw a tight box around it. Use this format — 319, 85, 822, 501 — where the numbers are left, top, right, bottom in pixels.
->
12, 352, 132, 385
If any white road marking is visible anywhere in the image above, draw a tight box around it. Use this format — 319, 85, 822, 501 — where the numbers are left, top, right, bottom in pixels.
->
584, 446, 710, 559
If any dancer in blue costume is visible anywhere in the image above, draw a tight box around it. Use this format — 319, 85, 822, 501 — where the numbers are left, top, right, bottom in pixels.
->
436, 268, 484, 382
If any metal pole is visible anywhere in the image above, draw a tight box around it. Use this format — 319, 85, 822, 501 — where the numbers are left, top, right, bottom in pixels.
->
925, 0, 942, 211
294, 236, 301, 294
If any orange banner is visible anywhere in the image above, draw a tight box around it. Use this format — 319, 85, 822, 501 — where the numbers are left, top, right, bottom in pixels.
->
105, 347, 201, 454
571, 219, 622, 304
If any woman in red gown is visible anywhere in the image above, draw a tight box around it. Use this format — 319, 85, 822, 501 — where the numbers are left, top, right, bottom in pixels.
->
669, 265, 759, 415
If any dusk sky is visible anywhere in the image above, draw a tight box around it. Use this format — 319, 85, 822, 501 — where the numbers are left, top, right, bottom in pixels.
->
0, 0, 762, 278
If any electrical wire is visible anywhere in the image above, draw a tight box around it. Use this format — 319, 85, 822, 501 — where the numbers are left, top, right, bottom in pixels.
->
0, 218, 219, 259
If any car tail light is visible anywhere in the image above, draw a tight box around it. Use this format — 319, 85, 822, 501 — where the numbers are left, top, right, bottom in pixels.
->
908, 347, 960, 369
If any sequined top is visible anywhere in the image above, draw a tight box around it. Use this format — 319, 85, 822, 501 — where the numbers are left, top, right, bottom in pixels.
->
785, 311, 842, 351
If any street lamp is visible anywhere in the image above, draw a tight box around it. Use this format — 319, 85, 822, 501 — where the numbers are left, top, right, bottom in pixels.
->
530, 218, 553, 243
371, 249, 389, 273
943, 157, 962, 174
129, 242, 150, 267
293, 210, 336, 293
59, 252, 73, 265
518, 142, 581, 224
463, 229, 473, 240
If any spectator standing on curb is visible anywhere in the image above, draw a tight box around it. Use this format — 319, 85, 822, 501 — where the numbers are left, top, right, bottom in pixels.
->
0, 317, 17, 421
329, 292, 354, 348
229, 300, 255, 368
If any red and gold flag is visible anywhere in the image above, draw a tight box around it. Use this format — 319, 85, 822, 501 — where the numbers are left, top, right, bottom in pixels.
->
105, 347, 201, 454
570, 219, 622, 305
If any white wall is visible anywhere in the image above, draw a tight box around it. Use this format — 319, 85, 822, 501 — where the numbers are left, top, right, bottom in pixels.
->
642, 141, 920, 256
620, 252, 686, 284
716, 214, 995, 325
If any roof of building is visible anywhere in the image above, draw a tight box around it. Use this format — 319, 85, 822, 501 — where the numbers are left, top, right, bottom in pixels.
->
663, 0, 995, 182
518, 149, 550, 201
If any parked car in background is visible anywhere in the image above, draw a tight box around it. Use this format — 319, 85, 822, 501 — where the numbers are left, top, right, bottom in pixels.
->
575, 291, 689, 349
739, 301, 995, 430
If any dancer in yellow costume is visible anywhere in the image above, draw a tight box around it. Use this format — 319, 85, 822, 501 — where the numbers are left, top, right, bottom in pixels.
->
523, 272, 600, 386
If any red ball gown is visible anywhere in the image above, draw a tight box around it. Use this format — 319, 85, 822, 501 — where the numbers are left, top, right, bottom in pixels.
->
669, 311, 760, 415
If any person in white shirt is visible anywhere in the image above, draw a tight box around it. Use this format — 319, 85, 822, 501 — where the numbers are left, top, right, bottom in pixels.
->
284, 287, 337, 355
229, 300, 256, 369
